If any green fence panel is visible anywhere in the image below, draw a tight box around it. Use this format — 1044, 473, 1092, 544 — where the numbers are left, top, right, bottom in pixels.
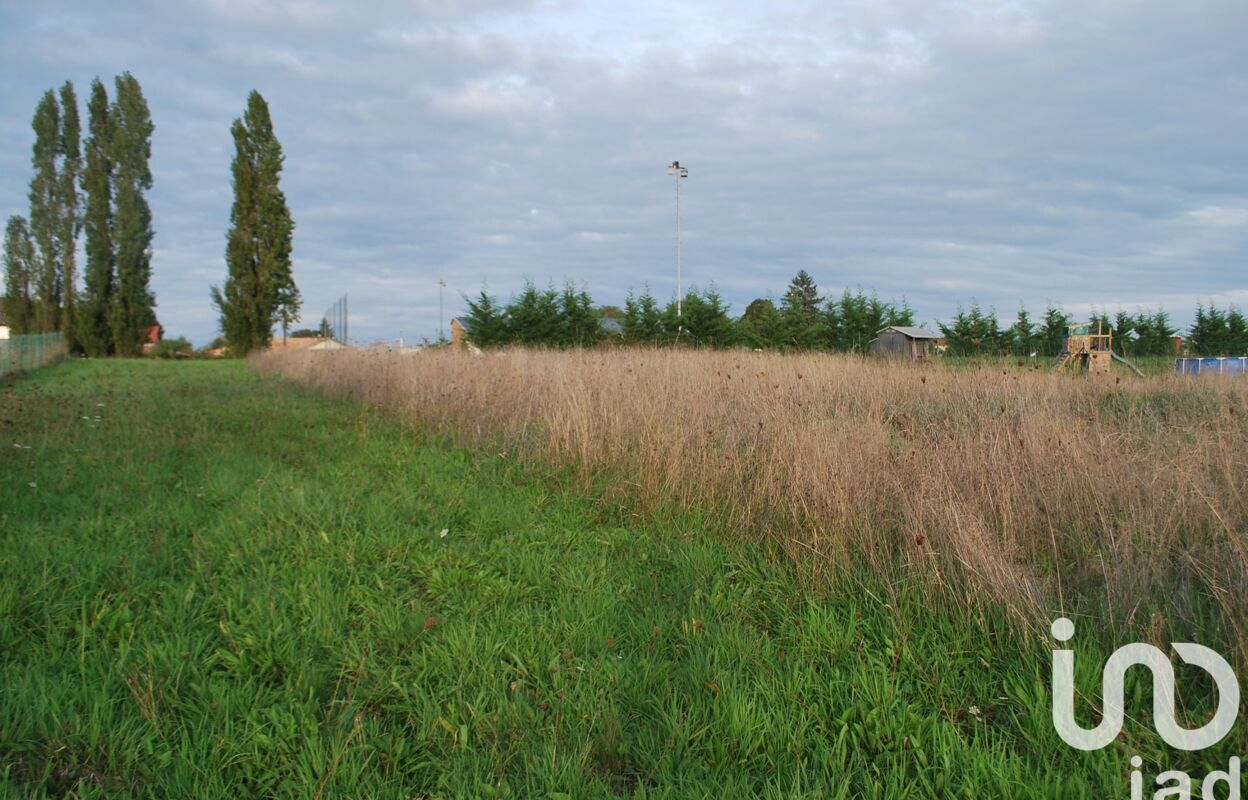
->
0, 332, 67, 379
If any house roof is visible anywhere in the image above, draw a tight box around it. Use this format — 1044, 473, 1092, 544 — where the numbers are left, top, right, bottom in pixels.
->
878, 326, 939, 340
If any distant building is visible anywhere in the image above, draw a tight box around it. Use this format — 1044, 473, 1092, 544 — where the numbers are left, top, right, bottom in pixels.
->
450, 318, 470, 348
270, 336, 337, 351
139, 324, 164, 355
600, 317, 623, 338
868, 326, 940, 360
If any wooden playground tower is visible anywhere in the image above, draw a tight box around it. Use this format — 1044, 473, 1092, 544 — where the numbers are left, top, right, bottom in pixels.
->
1055, 320, 1144, 377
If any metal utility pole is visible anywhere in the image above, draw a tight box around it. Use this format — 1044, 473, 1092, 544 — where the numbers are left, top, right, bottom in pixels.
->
667, 161, 688, 317
438, 278, 447, 343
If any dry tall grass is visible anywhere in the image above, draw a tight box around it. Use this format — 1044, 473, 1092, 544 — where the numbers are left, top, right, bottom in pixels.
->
257, 348, 1248, 653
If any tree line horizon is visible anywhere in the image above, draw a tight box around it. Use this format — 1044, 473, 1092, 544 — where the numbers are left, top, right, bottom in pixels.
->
461, 270, 1248, 358
2, 78, 299, 357
3, 81, 1243, 360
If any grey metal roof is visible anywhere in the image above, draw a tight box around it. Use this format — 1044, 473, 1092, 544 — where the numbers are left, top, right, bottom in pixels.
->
878, 326, 939, 339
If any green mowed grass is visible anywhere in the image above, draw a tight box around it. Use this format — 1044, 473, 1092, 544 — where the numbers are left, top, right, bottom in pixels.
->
2, 360, 1137, 797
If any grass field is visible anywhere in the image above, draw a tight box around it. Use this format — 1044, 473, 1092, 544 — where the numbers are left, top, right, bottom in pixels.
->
260, 348, 1248, 663
0, 359, 1237, 797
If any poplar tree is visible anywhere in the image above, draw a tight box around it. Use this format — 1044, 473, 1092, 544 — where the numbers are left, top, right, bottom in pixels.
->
79, 78, 115, 356
3, 216, 36, 333
29, 90, 61, 333
212, 91, 298, 354
111, 72, 157, 355
57, 81, 82, 350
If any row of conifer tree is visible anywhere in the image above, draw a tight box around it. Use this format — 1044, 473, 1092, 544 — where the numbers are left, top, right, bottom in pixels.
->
463, 271, 1247, 357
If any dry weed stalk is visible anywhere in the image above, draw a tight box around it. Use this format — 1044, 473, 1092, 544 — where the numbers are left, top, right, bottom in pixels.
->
256, 348, 1248, 649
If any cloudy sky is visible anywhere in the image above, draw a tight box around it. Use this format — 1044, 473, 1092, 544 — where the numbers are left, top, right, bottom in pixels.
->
1, 0, 1245, 345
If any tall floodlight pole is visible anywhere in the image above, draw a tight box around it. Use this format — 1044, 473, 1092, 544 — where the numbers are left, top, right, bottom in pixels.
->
667, 161, 688, 317
438, 278, 447, 343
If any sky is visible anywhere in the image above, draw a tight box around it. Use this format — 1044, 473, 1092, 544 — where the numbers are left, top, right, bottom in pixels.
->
1, 0, 1245, 346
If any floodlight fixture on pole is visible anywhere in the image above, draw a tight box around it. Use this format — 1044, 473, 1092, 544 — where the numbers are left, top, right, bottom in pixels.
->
667, 161, 688, 317
438, 278, 447, 343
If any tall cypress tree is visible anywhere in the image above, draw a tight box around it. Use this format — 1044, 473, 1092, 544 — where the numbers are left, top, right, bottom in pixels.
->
111, 72, 156, 355
57, 81, 82, 350
3, 216, 36, 333
212, 91, 297, 355
29, 90, 61, 333
79, 78, 115, 356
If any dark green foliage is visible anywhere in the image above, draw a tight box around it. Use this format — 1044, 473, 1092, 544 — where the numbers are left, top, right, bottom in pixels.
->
663, 287, 736, 347
1107, 309, 1178, 358
57, 82, 81, 351
111, 73, 157, 356
289, 328, 321, 339
825, 289, 912, 352
622, 287, 664, 344
1039, 305, 1070, 357
20, 81, 87, 345
1230, 308, 1248, 354
779, 271, 823, 349
458, 282, 601, 349
555, 283, 601, 347
276, 283, 301, 342
736, 297, 785, 348
504, 281, 561, 345
1008, 307, 1036, 356
78, 79, 114, 357
939, 303, 1004, 356
29, 90, 61, 333
212, 91, 298, 355
2, 216, 36, 333
1189, 304, 1248, 356
442, 272, 1216, 360
462, 290, 509, 347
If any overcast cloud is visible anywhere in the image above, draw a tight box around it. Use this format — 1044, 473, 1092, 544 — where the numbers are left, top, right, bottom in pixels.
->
1, 0, 1245, 345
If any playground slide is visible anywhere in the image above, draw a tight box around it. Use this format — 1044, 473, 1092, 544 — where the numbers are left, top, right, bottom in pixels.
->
1111, 351, 1145, 377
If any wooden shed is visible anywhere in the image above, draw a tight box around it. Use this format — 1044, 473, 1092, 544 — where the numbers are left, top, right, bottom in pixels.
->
868, 326, 939, 360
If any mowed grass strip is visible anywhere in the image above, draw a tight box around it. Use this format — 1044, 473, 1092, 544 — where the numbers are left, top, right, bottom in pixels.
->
2, 360, 1125, 798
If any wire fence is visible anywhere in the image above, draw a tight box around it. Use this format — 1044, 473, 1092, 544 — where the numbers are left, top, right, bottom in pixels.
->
319, 294, 348, 344
0, 332, 68, 379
